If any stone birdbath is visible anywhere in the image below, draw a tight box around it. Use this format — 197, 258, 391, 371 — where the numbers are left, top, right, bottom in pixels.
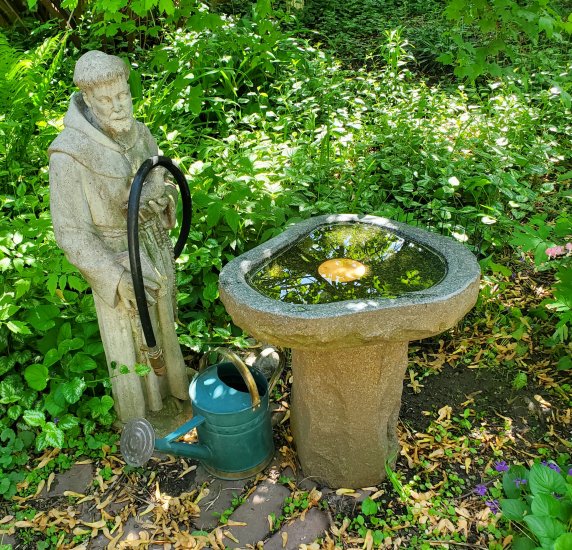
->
219, 214, 480, 488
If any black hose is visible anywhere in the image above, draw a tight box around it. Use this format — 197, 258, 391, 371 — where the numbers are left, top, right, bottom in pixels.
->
127, 156, 192, 349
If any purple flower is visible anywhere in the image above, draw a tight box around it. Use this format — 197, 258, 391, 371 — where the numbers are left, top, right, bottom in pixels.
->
486, 499, 500, 514
494, 461, 509, 472
568, 468, 572, 477
53, 417, 60, 425
514, 478, 527, 487
542, 461, 561, 473
474, 484, 487, 496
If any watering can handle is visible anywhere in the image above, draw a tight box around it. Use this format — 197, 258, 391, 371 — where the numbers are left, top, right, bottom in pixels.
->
204, 348, 261, 409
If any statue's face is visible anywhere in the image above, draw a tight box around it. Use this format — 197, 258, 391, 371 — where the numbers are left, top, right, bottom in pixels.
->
83, 77, 134, 137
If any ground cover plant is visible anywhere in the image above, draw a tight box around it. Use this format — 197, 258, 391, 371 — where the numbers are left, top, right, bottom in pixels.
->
0, 0, 571, 547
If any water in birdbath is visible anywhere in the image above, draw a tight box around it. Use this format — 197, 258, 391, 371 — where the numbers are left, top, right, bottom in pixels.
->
247, 223, 447, 304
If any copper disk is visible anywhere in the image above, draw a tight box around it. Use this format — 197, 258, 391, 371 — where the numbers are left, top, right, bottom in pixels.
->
318, 258, 368, 283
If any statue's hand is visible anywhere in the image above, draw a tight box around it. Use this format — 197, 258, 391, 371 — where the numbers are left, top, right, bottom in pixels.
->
138, 195, 173, 223
117, 271, 159, 309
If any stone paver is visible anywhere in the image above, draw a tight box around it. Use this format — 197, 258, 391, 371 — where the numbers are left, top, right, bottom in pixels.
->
45, 463, 94, 497
0, 533, 17, 548
225, 479, 290, 548
263, 508, 331, 550
194, 466, 248, 530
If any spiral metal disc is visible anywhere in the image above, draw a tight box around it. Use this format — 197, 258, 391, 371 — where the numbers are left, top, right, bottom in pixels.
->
121, 418, 156, 467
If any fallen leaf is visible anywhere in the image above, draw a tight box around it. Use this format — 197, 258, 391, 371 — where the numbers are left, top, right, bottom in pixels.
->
282, 532, 288, 548
0, 516, 14, 525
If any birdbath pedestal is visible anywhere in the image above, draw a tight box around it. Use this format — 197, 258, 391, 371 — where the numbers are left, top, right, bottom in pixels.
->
219, 215, 480, 488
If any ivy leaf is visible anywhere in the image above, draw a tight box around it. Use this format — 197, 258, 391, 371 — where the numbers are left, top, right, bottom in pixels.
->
23, 410, 46, 428
529, 463, 568, 496
24, 364, 49, 391
61, 378, 86, 404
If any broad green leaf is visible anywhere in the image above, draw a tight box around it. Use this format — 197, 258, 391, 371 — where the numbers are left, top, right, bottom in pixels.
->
207, 201, 222, 228
68, 353, 98, 373
0, 379, 21, 404
7, 320, 32, 335
362, 497, 378, 516
58, 337, 84, 355
26, 304, 60, 331
24, 364, 49, 391
159, 0, 174, 14
57, 414, 79, 431
501, 498, 530, 521
61, 378, 86, 404
0, 428, 15, 442
43, 348, 61, 368
523, 515, 566, 541
529, 463, 568, 496
504, 465, 529, 499
101, 395, 114, 411
47, 273, 58, 296
224, 209, 240, 233
512, 535, 538, 550
15, 278, 31, 299
23, 410, 46, 427
135, 363, 151, 376
42, 422, 65, 449
557, 356, 572, 371
57, 322, 72, 345
7, 405, 22, 420
555, 534, 572, 550
531, 493, 564, 518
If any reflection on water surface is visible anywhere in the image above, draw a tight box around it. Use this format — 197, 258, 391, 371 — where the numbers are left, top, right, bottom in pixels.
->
248, 223, 447, 304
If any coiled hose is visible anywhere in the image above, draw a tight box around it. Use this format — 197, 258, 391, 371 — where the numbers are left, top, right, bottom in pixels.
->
127, 156, 192, 375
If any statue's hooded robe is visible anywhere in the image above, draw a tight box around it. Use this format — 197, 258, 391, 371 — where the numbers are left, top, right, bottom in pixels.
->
49, 92, 188, 422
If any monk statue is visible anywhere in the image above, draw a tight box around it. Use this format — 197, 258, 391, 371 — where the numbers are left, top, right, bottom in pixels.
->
49, 50, 189, 423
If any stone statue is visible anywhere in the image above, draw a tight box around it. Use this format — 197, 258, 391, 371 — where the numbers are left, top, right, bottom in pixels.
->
49, 51, 188, 423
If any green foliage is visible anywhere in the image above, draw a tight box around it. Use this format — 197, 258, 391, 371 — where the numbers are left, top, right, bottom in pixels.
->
440, 0, 572, 80
497, 462, 572, 549
511, 212, 572, 341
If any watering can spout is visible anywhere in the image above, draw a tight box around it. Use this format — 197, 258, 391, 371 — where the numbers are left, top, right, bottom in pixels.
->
154, 415, 212, 461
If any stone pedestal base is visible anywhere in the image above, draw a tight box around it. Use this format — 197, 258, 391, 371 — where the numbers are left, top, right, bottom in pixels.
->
290, 342, 408, 488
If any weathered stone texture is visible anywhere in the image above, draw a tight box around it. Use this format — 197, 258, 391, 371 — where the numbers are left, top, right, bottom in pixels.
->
291, 343, 408, 488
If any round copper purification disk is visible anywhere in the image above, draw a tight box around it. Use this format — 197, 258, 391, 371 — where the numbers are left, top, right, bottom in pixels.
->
318, 258, 368, 283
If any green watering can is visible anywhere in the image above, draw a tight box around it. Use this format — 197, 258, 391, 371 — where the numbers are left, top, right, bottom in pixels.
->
121, 349, 275, 479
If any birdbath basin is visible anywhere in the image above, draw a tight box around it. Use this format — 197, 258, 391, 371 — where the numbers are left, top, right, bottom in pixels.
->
219, 214, 480, 488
